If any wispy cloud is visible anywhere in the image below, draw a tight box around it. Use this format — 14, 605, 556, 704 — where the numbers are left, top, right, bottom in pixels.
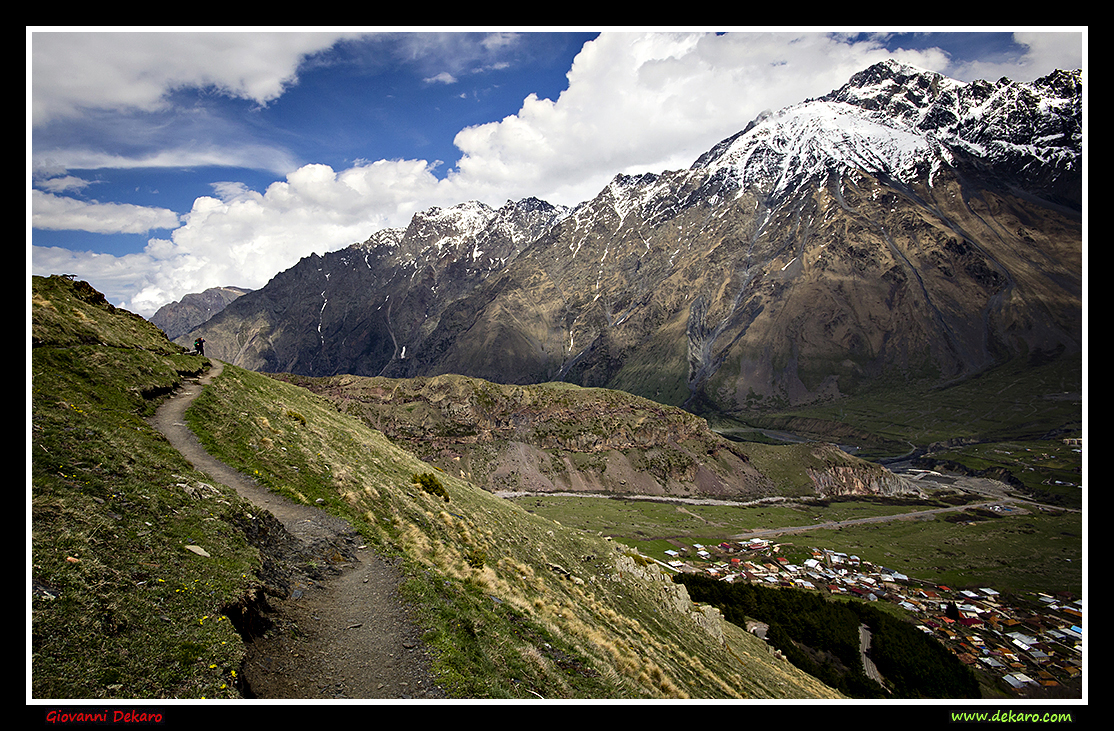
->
424, 72, 458, 85
32, 190, 180, 234
34, 175, 92, 194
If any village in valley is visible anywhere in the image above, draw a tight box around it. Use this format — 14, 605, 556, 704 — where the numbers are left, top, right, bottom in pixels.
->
658, 536, 1083, 697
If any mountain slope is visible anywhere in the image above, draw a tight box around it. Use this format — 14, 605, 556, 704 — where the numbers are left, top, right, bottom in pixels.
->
182, 60, 1082, 424
181, 197, 567, 377
395, 61, 1082, 412
273, 371, 916, 501
150, 285, 252, 340
32, 274, 843, 699
32, 275, 260, 698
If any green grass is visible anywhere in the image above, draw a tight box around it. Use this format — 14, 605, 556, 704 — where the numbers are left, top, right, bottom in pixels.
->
509, 494, 924, 553
796, 508, 1083, 597
729, 353, 1083, 459
182, 363, 839, 699
513, 493, 1082, 597
515, 493, 916, 551
31, 278, 261, 699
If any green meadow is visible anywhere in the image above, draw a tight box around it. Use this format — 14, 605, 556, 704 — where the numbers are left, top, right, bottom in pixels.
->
513, 493, 1083, 597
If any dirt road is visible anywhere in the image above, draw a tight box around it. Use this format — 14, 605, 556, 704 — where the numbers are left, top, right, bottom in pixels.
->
149, 359, 445, 699
727, 499, 1022, 541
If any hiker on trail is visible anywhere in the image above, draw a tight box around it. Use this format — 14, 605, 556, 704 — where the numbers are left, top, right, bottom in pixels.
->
194, 337, 205, 356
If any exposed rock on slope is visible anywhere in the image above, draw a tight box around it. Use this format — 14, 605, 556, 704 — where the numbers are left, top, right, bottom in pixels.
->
178, 198, 567, 376
274, 372, 919, 500
151, 286, 252, 340
806, 462, 920, 497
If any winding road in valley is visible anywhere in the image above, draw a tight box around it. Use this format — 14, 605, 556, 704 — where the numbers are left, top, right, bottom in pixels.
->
499, 476, 1046, 543
727, 495, 1029, 542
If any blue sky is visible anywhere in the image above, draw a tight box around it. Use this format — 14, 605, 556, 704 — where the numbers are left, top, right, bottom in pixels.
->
28, 28, 1085, 317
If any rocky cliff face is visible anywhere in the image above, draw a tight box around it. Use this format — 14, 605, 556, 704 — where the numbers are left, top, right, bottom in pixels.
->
807, 463, 920, 498
186, 61, 1082, 421
150, 286, 251, 340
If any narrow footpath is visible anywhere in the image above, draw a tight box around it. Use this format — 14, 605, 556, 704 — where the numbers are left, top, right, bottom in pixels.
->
149, 359, 445, 699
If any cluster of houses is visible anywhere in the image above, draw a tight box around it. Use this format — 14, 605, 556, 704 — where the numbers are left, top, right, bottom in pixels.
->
663, 539, 1083, 695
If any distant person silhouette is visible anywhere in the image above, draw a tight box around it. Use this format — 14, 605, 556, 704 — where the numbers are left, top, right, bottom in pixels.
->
194, 337, 205, 356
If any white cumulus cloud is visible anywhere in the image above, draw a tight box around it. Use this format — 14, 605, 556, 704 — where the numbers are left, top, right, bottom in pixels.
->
448, 32, 955, 207
51, 158, 456, 316
30, 30, 358, 127
29, 29, 1084, 318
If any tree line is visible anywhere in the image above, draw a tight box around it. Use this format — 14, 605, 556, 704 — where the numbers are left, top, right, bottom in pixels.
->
675, 574, 980, 699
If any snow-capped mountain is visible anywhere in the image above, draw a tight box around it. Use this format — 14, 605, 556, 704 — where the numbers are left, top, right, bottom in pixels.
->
181, 60, 1082, 416
692, 96, 952, 199
825, 60, 1081, 187
643, 59, 1081, 221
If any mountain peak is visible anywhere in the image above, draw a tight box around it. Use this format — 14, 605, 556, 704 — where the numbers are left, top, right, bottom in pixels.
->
846, 58, 941, 85
183, 59, 1081, 415
689, 98, 948, 200
149, 285, 252, 340
684, 60, 1081, 206
820, 59, 961, 125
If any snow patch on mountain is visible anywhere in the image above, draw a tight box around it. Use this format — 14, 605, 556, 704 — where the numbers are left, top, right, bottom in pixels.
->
679, 60, 1081, 205
702, 100, 950, 197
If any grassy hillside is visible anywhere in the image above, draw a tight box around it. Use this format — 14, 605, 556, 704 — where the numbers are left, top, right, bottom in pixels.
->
729, 352, 1083, 454
30, 275, 840, 700
182, 358, 837, 699
31, 275, 258, 698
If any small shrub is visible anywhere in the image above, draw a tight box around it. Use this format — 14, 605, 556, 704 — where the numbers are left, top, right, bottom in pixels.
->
465, 548, 487, 570
286, 409, 307, 426
412, 472, 449, 502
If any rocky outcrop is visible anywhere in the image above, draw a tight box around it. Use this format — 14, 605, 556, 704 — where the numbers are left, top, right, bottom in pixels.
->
277, 371, 780, 499
611, 553, 726, 644
807, 464, 921, 498
150, 286, 251, 340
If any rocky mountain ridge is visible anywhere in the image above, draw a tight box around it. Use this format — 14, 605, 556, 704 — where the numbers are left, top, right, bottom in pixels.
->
182, 197, 568, 378
179, 60, 1082, 420
151, 285, 252, 340
272, 371, 921, 501
821, 61, 1081, 207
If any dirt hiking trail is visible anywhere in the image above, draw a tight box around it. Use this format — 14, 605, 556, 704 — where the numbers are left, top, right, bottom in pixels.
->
149, 359, 446, 699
